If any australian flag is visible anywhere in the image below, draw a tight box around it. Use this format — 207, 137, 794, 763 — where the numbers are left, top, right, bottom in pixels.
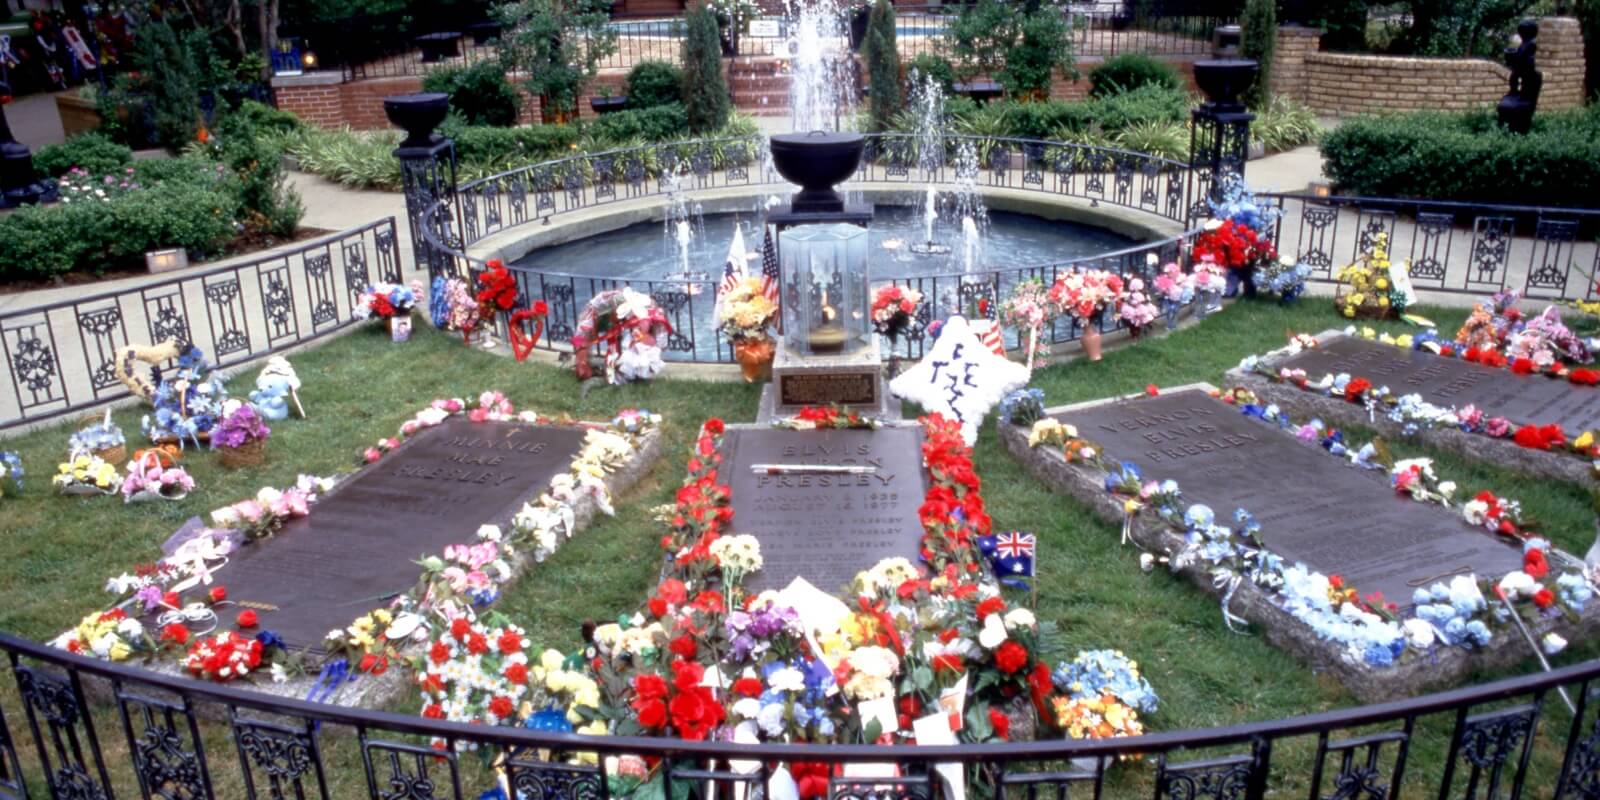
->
978, 531, 1036, 587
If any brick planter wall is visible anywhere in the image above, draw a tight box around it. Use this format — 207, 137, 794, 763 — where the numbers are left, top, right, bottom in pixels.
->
1270, 17, 1586, 117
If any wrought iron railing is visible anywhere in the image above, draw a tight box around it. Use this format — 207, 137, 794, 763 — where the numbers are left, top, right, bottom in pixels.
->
1, 629, 1599, 799
0, 218, 403, 432
417, 133, 1200, 363
1260, 192, 1600, 303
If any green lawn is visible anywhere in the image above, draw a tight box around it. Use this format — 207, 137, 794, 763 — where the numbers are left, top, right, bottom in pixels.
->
1, 299, 1596, 797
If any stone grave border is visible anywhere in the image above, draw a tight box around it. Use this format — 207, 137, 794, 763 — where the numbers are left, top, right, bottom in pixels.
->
999, 382, 1600, 703
1229, 329, 1598, 486
74, 396, 663, 712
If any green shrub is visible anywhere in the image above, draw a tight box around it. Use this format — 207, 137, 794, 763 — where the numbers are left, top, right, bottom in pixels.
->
34, 133, 133, 177
906, 54, 956, 95
1239, 0, 1275, 108
861, 0, 900, 133
284, 128, 404, 190
422, 61, 521, 126
625, 60, 684, 109
682, 2, 731, 133
996, 100, 1095, 140
1088, 83, 1188, 131
1253, 96, 1322, 153
588, 103, 690, 143
107, 182, 241, 258
1321, 108, 1600, 206
228, 100, 306, 136
448, 121, 582, 164
998, 5, 1074, 99
132, 20, 204, 150
1088, 54, 1182, 98
1113, 120, 1189, 160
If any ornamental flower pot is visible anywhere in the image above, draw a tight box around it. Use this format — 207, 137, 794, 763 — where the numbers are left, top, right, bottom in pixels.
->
769, 131, 865, 213
1081, 325, 1103, 362
590, 95, 628, 115
733, 336, 775, 382
382, 93, 450, 148
218, 438, 266, 470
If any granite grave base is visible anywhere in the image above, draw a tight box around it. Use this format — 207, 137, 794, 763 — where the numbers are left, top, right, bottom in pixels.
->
999, 383, 1600, 702
1229, 330, 1599, 486
111, 421, 662, 713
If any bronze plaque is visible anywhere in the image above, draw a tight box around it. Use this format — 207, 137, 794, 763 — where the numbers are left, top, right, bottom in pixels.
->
1055, 389, 1524, 606
779, 372, 879, 407
1278, 336, 1600, 432
724, 426, 926, 595
181, 419, 586, 651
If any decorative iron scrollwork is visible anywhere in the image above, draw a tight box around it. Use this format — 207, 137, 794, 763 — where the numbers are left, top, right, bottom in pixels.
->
505, 757, 603, 800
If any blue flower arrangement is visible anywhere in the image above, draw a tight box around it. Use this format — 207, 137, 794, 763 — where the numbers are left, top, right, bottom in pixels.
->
1052, 649, 1160, 713
0, 451, 21, 499
141, 345, 229, 448
997, 387, 1046, 426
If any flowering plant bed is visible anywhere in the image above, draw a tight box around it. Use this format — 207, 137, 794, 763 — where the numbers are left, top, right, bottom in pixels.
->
1231, 327, 1600, 485
1001, 384, 1599, 702
61, 391, 660, 709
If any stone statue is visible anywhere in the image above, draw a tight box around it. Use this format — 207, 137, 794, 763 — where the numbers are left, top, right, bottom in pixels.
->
1497, 19, 1542, 134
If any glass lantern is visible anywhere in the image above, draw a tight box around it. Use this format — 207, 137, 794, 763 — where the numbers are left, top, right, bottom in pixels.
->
779, 223, 869, 356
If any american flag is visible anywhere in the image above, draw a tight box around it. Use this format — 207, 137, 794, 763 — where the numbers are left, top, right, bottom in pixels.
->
970, 318, 1006, 357
714, 223, 750, 320
759, 224, 781, 304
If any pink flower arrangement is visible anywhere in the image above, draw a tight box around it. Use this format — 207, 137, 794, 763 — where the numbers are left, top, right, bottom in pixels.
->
120, 458, 194, 502
1152, 262, 1194, 305
1193, 258, 1228, 296
1117, 278, 1159, 333
1048, 269, 1124, 323
210, 481, 321, 541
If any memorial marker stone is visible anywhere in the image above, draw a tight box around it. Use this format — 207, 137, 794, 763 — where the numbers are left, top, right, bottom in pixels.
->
1052, 388, 1525, 605
190, 418, 586, 651
1277, 336, 1600, 432
723, 426, 927, 594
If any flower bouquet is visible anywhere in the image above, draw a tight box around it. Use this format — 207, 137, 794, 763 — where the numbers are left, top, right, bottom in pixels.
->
210, 480, 322, 542
1334, 234, 1407, 320
212, 404, 270, 469
1192, 258, 1228, 317
1000, 279, 1055, 366
474, 260, 520, 347
1048, 269, 1124, 362
54, 453, 122, 495
0, 451, 21, 499
1117, 278, 1159, 339
142, 345, 228, 448
1254, 256, 1312, 303
869, 284, 923, 341
1152, 261, 1195, 330
70, 409, 125, 464
717, 276, 779, 381
1193, 219, 1276, 297
121, 451, 194, 503
357, 281, 425, 341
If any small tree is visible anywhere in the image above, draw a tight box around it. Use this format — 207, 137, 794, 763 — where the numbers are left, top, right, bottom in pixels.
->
1240, 0, 1276, 108
1000, 7, 1075, 101
682, 1, 731, 133
861, 0, 900, 132
499, 0, 617, 124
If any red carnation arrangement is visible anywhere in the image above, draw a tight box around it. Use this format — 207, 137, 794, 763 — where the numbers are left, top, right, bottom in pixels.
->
1192, 219, 1276, 272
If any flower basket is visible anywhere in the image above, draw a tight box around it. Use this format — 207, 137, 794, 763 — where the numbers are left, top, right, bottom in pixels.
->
124, 487, 188, 503
58, 482, 117, 496
93, 444, 126, 465
218, 438, 266, 470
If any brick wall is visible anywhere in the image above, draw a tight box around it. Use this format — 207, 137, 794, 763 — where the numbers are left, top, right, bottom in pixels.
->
273, 73, 424, 130
1271, 17, 1586, 117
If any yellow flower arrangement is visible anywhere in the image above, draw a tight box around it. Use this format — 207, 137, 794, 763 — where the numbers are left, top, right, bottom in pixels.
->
1334, 234, 1408, 320
53, 454, 121, 493
1053, 693, 1145, 741
716, 276, 778, 341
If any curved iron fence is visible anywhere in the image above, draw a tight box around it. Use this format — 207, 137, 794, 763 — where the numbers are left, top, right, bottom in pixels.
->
1, 630, 1599, 799
0, 218, 403, 432
419, 133, 1201, 364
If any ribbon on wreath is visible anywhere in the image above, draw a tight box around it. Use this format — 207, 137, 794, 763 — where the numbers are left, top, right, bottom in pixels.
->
62, 25, 97, 70
1212, 571, 1248, 633
856, 596, 904, 655
507, 301, 549, 362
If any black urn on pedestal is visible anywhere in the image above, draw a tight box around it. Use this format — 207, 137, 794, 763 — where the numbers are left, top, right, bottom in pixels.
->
0, 83, 58, 209
383, 92, 451, 149
769, 131, 866, 215
1193, 59, 1259, 113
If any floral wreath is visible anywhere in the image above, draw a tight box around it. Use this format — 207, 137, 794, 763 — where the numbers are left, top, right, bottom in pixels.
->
571, 288, 673, 384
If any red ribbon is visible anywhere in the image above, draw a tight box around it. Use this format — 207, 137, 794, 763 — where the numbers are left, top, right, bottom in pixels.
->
857, 596, 904, 656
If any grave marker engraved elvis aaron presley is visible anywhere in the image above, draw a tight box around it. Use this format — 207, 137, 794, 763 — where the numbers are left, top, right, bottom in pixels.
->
1278, 336, 1600, 433
187, 418, 586, 651
724, 426, 928, 595
1053, 388, 1524, 606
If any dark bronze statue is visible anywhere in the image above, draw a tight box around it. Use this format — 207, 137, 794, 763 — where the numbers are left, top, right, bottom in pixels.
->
1497, 19, 1542, 134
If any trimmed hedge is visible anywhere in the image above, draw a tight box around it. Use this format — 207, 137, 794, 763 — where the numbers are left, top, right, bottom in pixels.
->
903, 84, 1188, 140
1088, 54, 1183, 98
626, 61, 684, 109
588, 103, 690, 143
35, 133, 134, 178
1321, 108, 1600, 206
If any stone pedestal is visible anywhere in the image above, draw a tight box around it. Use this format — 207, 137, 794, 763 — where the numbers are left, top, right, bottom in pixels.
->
758, 335, 899, 421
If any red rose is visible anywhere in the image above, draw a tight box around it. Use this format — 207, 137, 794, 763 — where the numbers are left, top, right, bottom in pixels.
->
692, 590, 725, 614
505, 663, 529, 685
451, 618, 471, 640
989, 707, 1011, 740
1513, 425, 1550, 450
657, 578, 688, 605
932, 653, 964, 674
1534, 588, 1556, 609
429, 641, 451, 664
634, 673, 669, 701
994, 640, 1028, 674
648, 597, 668, 617
489, 695, 515, 719
1343, 379, 1372, 403
423, 704, 445, 719
704, 419, 725, 435
209, 586, 227, 603
669, 686, 725, 740
467, 633, 489, 655
160, 623, 189, 645
669, 634, 698, 659
1524, 548, 1550, 580
636, 698, 667, 728
359, 652, 388, 674
1511, 358, 1536, 375
497, 630, 523, 655
733, 677, 763, 697
1571, 369, 1600, 386
976, 596, 1006, 620
1145, 384, 1159, 396
671, 659, 704, 692
236, 610, 258, 628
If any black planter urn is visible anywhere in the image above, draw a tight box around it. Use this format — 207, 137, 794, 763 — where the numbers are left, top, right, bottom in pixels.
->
1193, 59, 1258, 113
769, 131, 865, 214
383, 93, 451, 149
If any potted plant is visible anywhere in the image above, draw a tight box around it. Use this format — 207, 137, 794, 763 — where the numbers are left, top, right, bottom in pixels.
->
717, 276, 779, 381
212, 404, 271, 470
499, 0, 618, 125
1048, 269, 1124, 362
1000, 279, 1055, 368
870, 284, 922, 344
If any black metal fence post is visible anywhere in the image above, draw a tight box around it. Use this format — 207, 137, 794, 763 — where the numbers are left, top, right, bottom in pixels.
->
396, 138, 460, 283
1188, 60, 1258, 214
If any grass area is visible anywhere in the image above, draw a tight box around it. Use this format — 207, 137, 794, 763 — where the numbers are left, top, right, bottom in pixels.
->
1, 299, 1596, 797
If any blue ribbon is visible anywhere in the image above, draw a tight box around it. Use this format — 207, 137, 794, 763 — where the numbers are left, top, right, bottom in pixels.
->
305, 657, 354, 727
